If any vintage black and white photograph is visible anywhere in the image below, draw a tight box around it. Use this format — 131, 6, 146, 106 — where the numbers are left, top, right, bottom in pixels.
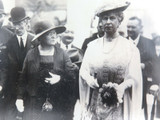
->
0, 0, 160, 120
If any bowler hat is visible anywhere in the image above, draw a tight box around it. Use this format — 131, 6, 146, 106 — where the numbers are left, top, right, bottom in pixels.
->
66, 48, 83, 64
96, 0, 130, 17
32, 20, 66, 41
9, 7, 29, 23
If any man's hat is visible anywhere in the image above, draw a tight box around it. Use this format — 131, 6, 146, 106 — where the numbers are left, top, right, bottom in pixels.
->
96, 0, 130, 17
9, 7, 29, 23
66, 48, 83, 65
32, 20, 66, 41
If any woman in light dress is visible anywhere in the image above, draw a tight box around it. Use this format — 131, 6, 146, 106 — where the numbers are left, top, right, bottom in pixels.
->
79, 1, 143, 120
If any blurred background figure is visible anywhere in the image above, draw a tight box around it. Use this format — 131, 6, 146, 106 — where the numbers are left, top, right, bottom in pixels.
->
60, 29, 75, 50
0, 0, 14, 120
53, 16, 61, 26
127, 16, 156, 120
59, 26, 83, 106
4, 7, 35, 120
149, 34, 160, 120
81, 16, 104, 54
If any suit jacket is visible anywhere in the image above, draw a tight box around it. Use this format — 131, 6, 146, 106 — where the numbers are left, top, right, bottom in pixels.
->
4, 33, 34, 95
0, 26, 14, 71
127, 35, 156, 77
152, 44, 160, 85
137, 36, 156, 77
81, 32, 104, 54
127, 35, 156, 108
0, 26, 14, 94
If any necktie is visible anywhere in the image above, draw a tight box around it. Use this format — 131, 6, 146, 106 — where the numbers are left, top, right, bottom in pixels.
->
20, 37, 24, 50
66, 45, 68, 49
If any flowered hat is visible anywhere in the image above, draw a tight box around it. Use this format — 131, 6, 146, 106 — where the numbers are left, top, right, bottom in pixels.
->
96, 0, 130, 17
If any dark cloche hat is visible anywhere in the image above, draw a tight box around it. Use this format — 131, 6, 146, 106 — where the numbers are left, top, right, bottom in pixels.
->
9, 7, 29, 23
32, 20, 66, 41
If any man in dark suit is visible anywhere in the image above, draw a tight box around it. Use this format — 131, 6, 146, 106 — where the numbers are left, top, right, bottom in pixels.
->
127, 16, 156, 120
4, 7, 34, 120
149, 35, 160, 120
0, 1, 14, 120
81, 17, 104, 54
58, 28, 83, 119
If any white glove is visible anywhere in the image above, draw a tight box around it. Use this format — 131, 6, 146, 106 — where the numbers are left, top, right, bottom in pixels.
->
45, 72, 60, 85
141, 63, 145, 69
15, 99, 24, 112
114, 84, 125, 103
149, 84, 159, 95
0, 86, 2, 92
85, 76, 99, 89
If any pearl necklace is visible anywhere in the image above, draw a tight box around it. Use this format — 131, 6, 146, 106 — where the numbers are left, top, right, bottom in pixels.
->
102, 36, 119, 54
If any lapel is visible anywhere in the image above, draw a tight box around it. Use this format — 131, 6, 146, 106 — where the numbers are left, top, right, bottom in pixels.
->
11, 35, 21, 62
31, 47, 40, 71
137, 36, 145, 54
25, 33, 34, 51
52, 46, 62, 69
11, 33, 34, 65
137, 36, 142, 49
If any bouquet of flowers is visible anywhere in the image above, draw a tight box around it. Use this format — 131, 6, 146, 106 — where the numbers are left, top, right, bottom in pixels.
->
99, 83, 118, 107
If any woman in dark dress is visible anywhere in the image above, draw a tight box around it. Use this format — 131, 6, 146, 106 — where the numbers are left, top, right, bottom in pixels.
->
15, 20, 78, 120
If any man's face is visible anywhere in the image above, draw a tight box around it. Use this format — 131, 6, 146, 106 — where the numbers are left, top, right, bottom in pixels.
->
127, 19, 142, 40
13, 19, 27, 36
61, 30, 74, 45
101, 13, 120, 36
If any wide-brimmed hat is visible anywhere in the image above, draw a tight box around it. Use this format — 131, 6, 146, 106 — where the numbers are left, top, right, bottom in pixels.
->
9, 7, 29, 23
66, 48, 83, 65
32, 20, 66, 41
96, 0, 130, 17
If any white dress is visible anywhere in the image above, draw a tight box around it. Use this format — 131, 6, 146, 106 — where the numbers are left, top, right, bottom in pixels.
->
79, 35, 142, 120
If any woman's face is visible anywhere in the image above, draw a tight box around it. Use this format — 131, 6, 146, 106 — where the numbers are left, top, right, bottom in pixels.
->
101, 13, 120, 35
44, 30, 58, 46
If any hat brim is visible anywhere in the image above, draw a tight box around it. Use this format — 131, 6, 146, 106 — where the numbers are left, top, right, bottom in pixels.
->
97, 2, 130, 17
9, 16, 30, 23
66, 48, 83, 64
32, 26, 66, 42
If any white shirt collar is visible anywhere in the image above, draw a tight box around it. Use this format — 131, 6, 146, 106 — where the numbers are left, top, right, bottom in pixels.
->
17, 31, 28, 47
129, 35, 140, 46
60, 41, 72, 50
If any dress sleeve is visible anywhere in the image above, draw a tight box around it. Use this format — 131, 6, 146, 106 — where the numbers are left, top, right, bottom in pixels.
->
79, 45, 93, 108
123, 45, 143, 120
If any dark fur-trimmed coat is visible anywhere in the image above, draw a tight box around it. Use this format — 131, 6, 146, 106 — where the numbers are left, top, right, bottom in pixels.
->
17, 46, 77, 109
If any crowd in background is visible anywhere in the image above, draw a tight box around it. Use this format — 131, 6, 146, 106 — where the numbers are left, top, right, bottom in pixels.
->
0, 0, 160, 120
